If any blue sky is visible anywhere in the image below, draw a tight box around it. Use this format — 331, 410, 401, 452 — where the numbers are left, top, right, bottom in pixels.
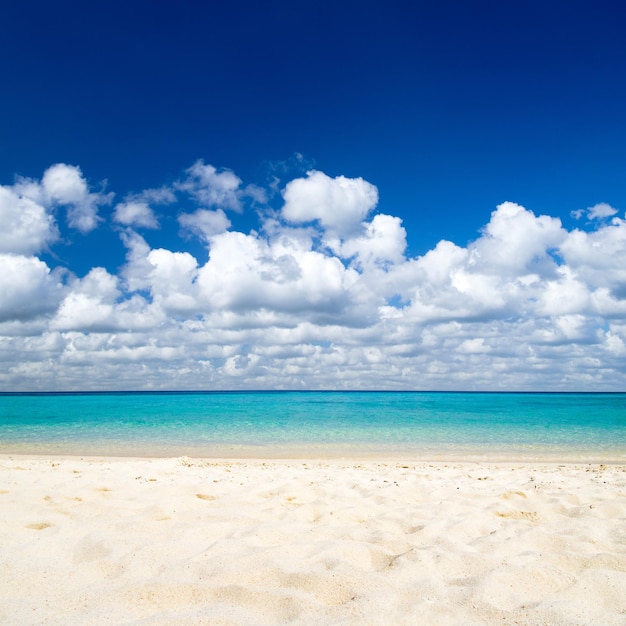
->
2, 1, 626, 390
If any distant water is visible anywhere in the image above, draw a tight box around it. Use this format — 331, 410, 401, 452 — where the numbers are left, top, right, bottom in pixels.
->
1, 391, 625, 461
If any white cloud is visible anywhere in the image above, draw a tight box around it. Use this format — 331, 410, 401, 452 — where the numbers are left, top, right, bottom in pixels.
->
193, 229, 358, 316
42, 163, 89, 204
51, 267, 166, 333
333, 213, 407, 267
0, 254, 64, 322
561, 217, 626, 267
119, 229, 154, 292
1, 163, 113, 255
134, 186, 176, 205
559, 217, 626, 300
176, 160, 243, 212
41, 163, 113, 233
458, 337, 492, 354
536, 267, 590, 317
146, 248, 200, 314
469, 202, 565, 277
572, 202, 619, 221
2, 161, 626, 391
282, 170, 379, 236
178, 208, 231, 241
13, 163, 112, 234
51, 268, 120, 331
415, 240, 468, 285
112, 186, 176, 228
588, 202, 618, 219
604, 331, 626, 356
0, 185, 58, 254
244, 184, 268, 205
114, 201, 159, 228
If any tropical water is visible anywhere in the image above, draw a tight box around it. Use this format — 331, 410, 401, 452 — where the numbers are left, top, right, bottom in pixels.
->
1, 391, 625, 461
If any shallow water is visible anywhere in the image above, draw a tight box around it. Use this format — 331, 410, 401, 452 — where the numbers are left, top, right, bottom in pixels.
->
1, 391, 625, 460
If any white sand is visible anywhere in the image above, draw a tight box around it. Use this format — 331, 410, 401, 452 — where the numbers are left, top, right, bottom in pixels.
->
1, 455, 626, 625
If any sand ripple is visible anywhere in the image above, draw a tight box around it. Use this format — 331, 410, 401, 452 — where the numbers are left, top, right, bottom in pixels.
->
1, 456, 626, 624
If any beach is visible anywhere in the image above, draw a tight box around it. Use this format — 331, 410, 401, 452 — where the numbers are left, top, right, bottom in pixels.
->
1, 455, 625, 625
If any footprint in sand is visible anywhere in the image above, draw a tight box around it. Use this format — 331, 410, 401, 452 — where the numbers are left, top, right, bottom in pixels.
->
26, 522, 53, 530
495, 510, 539, 522
196, 493, 217, 501
73, 537, 112, 563
501, 491, 527, 499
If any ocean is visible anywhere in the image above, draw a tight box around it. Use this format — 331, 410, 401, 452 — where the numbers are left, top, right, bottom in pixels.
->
1, 391, 625, 461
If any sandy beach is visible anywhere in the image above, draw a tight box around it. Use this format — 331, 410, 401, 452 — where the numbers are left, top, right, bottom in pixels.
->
1, 455, 625, 625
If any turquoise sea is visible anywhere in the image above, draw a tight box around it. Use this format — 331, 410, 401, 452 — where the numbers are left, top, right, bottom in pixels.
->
1, 391, 625, 461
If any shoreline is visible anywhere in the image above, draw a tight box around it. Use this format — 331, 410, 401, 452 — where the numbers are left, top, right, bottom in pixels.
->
3, 450, 626, 464
1, 444, 625, 464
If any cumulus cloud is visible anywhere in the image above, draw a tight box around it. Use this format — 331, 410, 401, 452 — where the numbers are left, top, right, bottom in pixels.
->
41, 163, 113, 232
11, 163, 113, 234
178, 208, 231, 241
331, 213, 407, 267
559, 216, 626, 295
119, 229, 154, 292
146, 248, 199, 314
114, 201, 159, 228
193, 229, 357, 316
113, 186, 176, 228
282, 170, 379, 236
0, 254, 64, 322
1, 161, 626, 391
176, 160, 244, 212
469, 202, 565, 277
42, 163, 89, 204
51, 268, 120, 331
0, 185, 58, 254
572, 202, 619, 221
587, 202, 618, 220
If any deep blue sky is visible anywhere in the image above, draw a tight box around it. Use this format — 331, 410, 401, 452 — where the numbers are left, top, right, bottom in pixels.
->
3, 0, 625, 263
3, 0, 626, 391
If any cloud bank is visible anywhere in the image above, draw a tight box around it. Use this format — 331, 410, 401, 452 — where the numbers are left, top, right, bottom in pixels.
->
1, 163, 625, 391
